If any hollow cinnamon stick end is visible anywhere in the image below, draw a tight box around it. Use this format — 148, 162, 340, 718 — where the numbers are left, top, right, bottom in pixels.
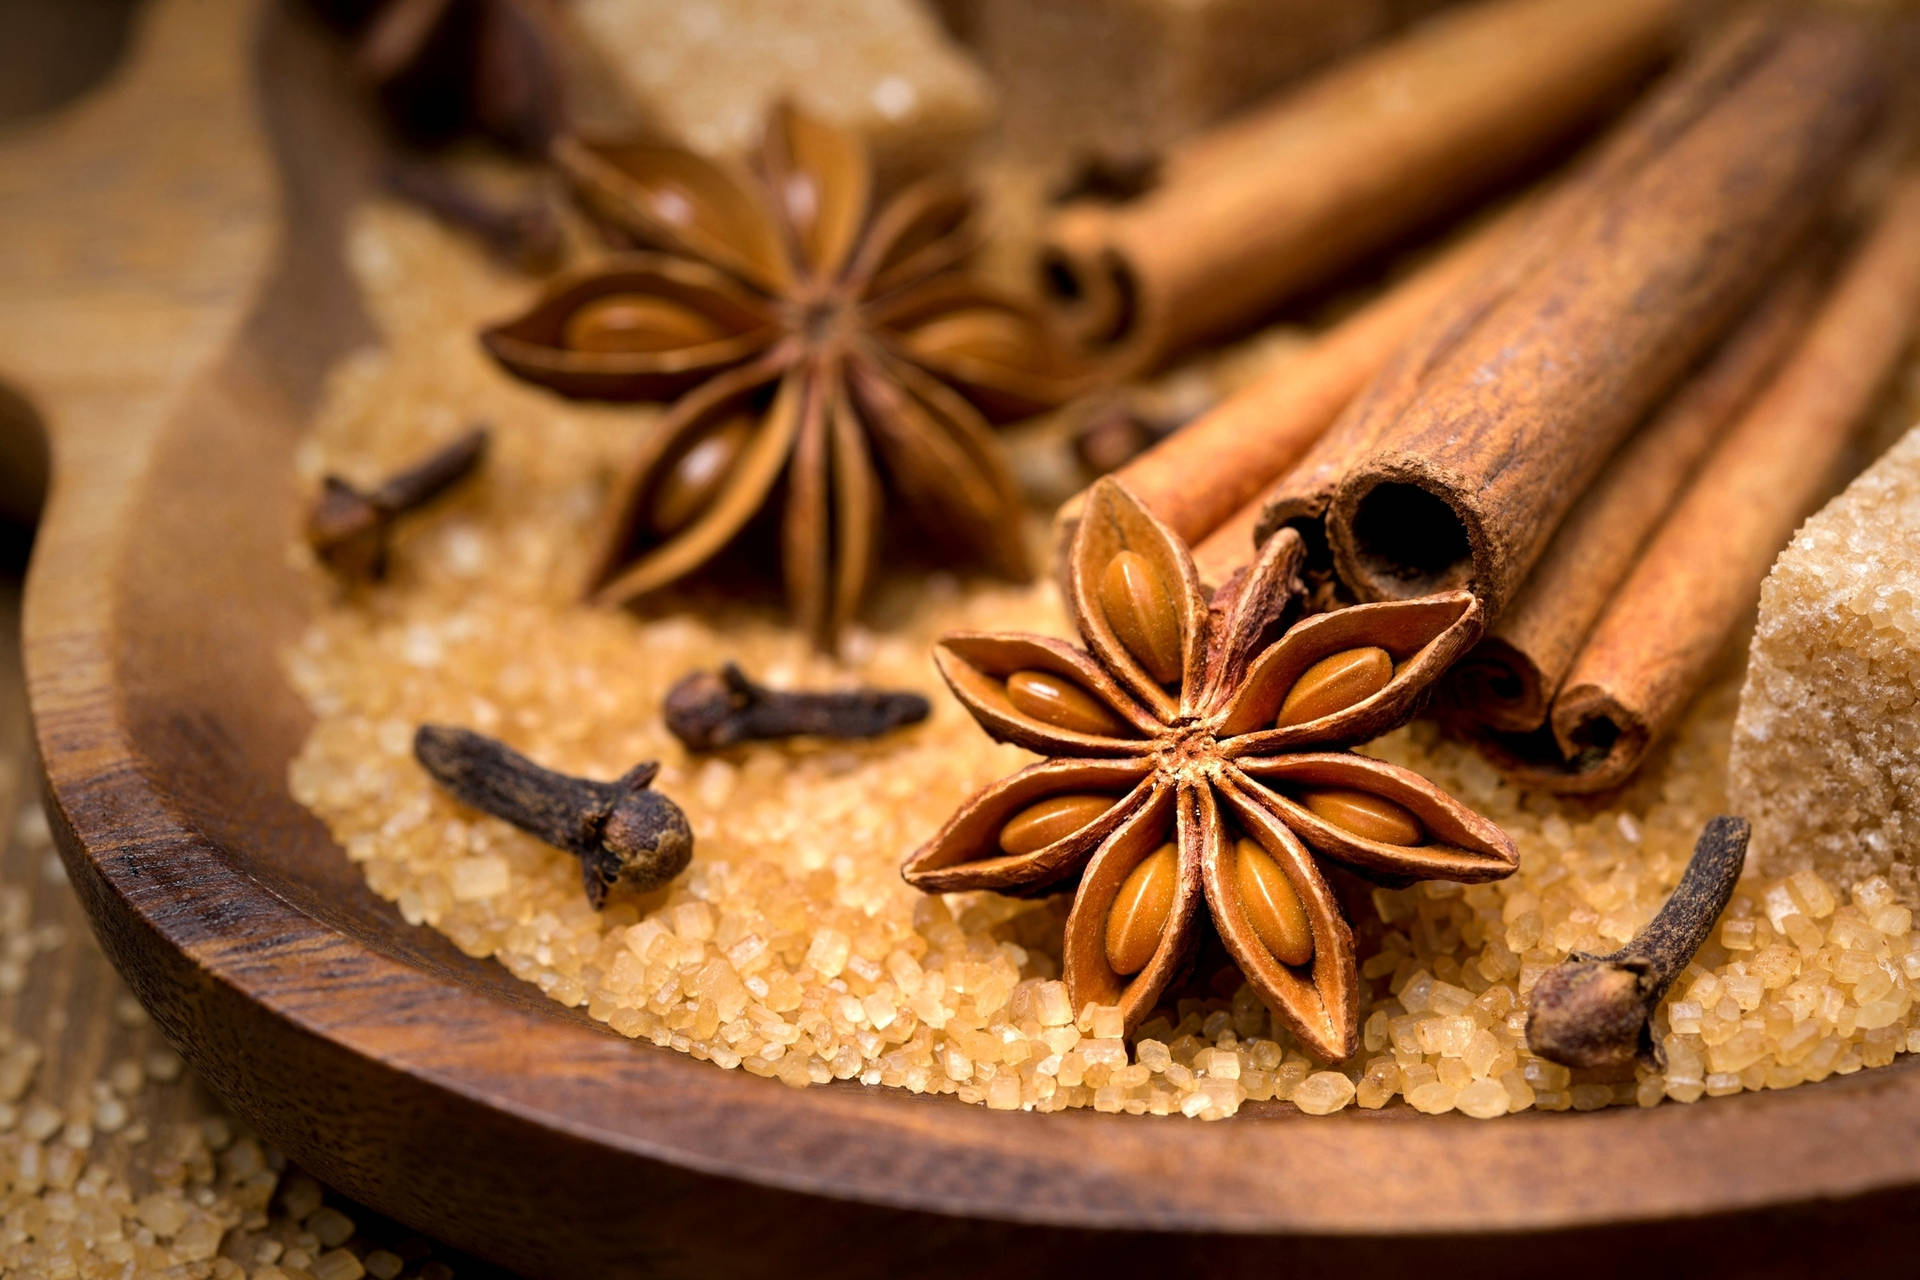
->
1546, 684, 1652, 794
1035, 218, 1151, 369
1526, 957, 1659, 1070
1326, 458, 1497, 608
1447, 639, 1550, 735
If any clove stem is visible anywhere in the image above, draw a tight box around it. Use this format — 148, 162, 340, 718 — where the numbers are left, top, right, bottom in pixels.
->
307, 426, 489, 579
1527, 814, 1750, 1070
382, 159, 564, 271
414, 724, 693, 908
663, 664, 930, 752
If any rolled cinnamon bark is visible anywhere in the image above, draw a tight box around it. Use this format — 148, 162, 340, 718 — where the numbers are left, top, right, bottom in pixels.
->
1253, 10, 1793, 577
1038, 0, 1684, 372
1319, 14, 1885, 616
1490, 170, 1920, 793
1190, 498, 1266, 595
1077, 200, 1520, 559
1448, 257, 1826, 733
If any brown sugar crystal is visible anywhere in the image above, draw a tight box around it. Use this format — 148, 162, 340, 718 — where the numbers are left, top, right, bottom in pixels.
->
556, 0, 992, 180
1730, 425, 1920, 899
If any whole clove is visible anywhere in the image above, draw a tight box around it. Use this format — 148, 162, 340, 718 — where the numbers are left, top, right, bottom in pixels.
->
663, 664, 930, 752
382, 158, 564, 272
414, 724, 693, 908
1069, 396, 1198, 477
306, 426, 489, 579
1051, 149, 1162, 206
1527, 815, 1750, 1071
354, 0, 566, 152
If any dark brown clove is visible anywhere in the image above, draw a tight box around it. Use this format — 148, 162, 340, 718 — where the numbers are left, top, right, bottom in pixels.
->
1527, 815, 1751, 1071
1051, 150, 1163, 206
306, 426, 489, 579
663, 663, 930, 752
356, 0, 566, 153
382, 159, 564, 272
1070, 397, 1195, 477
414, 724, 693, 908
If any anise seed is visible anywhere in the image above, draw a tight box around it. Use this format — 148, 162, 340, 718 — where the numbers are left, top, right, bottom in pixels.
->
649, 416, 754, 537
1006, 670, 1130, 737
1098, 550, 1182, 684
1233, 837, 1313, 967
1105, 842, 1178, 975
1275, 646, 1393, 727
563, 294, 726, 353
998, 793, 1116, 856
1302, 786, 1424, 845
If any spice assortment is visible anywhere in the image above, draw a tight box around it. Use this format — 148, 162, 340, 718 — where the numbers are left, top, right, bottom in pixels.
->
286, 0, 1920, 1125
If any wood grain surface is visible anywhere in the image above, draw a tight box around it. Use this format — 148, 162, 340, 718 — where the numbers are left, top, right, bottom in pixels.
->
9, 2, 1920, 1277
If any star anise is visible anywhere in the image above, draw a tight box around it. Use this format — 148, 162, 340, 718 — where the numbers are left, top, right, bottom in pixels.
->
481, 104, 1082, 649
904, 480, 1518, 1060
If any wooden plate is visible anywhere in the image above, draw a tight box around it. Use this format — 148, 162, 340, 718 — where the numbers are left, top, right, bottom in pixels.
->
12, 2, 1920, 1275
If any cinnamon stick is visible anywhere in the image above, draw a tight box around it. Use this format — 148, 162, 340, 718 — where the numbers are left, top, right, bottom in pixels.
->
1252, 10, 1792, 578
1318, 14, 1885, 616
1038, 0, 1683, 373
1448, 257, 1826, 733
1063, 200, 1520, 567
1491, 170, 1920, 793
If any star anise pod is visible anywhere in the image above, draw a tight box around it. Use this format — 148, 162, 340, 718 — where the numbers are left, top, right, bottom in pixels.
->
904, 480, 1518, 1060
481, 104, 1083, 649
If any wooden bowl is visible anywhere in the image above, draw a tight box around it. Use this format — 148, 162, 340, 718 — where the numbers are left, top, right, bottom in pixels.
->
14, 3, 1920, 1275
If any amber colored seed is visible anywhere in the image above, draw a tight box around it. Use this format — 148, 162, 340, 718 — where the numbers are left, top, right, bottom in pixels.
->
1233, 838, 1313, 967
1302, 787, 1424, 845
1105, 842, 1178, 975
649, 416, 753, 537
1275, 646, 1393, 727
562, 294, 726, 354
998, 793, 1115, 856
1098, 550, 1183, 684
1005, 670, 1130, 737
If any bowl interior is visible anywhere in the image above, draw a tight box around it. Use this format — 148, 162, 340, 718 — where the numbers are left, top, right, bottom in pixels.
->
33, 6, 1920, 1272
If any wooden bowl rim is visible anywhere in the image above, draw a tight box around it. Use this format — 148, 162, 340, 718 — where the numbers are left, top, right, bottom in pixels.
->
23, 1, 1920, 1243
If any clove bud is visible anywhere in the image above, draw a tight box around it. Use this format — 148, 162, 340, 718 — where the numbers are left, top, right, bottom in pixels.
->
663, 663, 930, 752
307, 426, 488, 580
1071, 400, 1183, 477
1527, 815, 1750, 1071
355, 0, 566, 153
414, 724, 692, 908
